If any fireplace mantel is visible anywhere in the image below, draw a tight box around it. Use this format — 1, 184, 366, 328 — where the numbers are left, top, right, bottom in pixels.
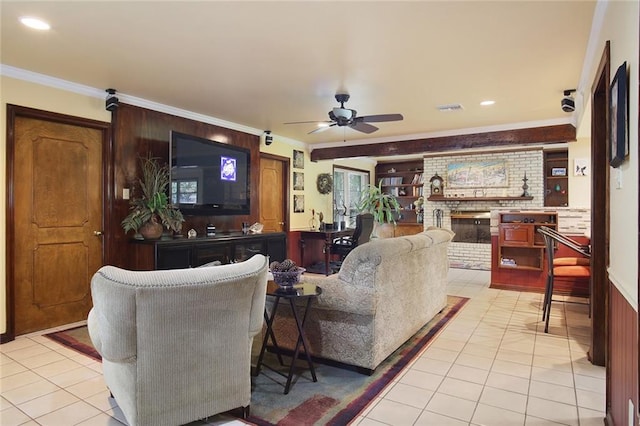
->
427, 195, 534, 202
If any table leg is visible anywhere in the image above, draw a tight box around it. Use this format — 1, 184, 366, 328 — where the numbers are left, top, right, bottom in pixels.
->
323, 236, 332, 276
283, 298, 317, 394
299, 237, 306, 269
254, 297, 284, 376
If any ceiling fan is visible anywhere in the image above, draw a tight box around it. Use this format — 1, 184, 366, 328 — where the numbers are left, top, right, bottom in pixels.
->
285, 94, 404, 135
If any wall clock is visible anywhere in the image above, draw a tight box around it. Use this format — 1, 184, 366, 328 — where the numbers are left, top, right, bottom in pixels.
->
316, 173, 333, 194
429, 173, 443, 195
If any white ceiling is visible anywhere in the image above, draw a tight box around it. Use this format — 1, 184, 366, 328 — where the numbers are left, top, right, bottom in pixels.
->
1, 1, 595, 149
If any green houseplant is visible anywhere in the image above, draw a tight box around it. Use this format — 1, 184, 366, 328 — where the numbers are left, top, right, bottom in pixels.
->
358, 181, 401, 237
121, 155, 184, 239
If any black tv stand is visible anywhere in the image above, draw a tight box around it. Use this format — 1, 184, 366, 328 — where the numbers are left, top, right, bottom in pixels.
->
130, 232, 286, 270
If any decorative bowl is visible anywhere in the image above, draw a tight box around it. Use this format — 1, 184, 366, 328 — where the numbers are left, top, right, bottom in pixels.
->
271, 267, 305, 288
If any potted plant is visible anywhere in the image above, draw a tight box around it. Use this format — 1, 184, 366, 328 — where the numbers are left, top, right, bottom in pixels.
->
357, 181, 401, 238
121, 155, 185, 239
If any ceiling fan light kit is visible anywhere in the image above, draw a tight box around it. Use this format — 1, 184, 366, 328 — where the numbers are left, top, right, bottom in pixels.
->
286, 93, 404, 136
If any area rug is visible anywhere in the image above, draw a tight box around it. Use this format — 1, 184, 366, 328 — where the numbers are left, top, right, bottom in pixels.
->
45, 295, 468, 425
44, 325, 101, 362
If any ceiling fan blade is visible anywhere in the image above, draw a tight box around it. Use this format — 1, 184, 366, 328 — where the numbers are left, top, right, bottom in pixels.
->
358, 113, 404, 123
284, 120, 331, 125
350, 121, 379, 134
308, 123, 335, 134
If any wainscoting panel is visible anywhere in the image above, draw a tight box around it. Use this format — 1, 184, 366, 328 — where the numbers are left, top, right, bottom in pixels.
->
608, 282, 638, 426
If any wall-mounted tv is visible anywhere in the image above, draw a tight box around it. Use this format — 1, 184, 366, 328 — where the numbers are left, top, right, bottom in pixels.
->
169, 131, 250, 216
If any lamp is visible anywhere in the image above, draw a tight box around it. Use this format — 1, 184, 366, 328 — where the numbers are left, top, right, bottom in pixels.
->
332, 107, 353, 120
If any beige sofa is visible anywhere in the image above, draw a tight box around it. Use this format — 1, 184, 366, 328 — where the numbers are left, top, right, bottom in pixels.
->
87, 255, 268, 426
271, 227, 453, 372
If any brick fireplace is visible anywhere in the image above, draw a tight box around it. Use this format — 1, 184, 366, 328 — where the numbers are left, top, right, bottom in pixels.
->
422, 149, 544, 270
450, 211, 491, 244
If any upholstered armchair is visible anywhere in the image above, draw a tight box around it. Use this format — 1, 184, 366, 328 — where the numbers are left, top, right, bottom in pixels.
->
87, 254, 268, 426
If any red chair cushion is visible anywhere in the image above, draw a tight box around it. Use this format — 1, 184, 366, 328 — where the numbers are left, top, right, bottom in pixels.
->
553, 265, 591, 278
553, 257, 590, 267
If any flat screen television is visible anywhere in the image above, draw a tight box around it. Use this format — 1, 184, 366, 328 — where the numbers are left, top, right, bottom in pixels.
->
169, 131, 250, 216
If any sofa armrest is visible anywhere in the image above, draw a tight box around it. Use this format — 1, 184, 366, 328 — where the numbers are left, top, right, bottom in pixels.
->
302, 275, 376, 316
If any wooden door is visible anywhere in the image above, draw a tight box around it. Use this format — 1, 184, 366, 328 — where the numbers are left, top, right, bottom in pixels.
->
11, 115, 104, 335
259, 155, 288, 233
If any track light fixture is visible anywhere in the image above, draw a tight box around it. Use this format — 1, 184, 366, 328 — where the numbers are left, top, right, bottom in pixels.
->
264, 130, 273, 146
561, 89, 576, 113
105, 88, 119, 112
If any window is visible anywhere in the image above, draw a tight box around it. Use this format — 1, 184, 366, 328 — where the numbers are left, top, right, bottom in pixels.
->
171, 180, 198, 204
333, 167, 369, 228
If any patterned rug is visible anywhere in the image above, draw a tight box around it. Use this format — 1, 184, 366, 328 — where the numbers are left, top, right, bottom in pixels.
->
45, 295, 468, 425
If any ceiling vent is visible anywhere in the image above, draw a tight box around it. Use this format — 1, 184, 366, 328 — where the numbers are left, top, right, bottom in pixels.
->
437, 103, 464, 112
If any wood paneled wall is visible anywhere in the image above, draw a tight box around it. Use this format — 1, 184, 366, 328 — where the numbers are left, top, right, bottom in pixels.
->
107, 104, 260, 269
607, 283, 639, 426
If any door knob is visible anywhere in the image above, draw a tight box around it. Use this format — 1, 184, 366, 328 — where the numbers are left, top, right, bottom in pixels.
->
93, 231, 103, 236
278, 222, 285, 226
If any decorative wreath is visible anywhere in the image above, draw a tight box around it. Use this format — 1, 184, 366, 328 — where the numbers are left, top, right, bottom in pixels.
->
316, 173, 333, 194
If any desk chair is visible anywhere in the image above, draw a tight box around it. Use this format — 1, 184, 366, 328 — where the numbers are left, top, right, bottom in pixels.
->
537, 226, 591, 333
332, 213, 374, 261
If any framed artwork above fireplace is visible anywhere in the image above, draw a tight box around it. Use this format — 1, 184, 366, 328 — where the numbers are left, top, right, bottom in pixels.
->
447, 160, 508, 188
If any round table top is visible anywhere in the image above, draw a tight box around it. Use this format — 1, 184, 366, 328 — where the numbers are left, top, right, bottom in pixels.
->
266, 281, 322, 298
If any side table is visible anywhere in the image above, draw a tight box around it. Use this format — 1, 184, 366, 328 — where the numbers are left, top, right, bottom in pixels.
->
254, 281, 322, 394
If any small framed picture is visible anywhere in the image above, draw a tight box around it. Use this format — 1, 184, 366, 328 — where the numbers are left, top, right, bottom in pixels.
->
610, 61, 628, 168
294, 195, 305, 213
293, 172, 304, 190
551, 167, 567, 177
293, 150, 304, 169
574, 158, 589, 176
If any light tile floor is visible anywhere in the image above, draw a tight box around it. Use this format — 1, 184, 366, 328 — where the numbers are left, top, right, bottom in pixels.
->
0, 268, 605, 426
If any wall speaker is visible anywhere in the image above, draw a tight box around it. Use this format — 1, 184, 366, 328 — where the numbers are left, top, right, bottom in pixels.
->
105, 88, 119, 112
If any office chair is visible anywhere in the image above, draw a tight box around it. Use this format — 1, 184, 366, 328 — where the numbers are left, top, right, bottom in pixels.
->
537, 226, 591, 333
332, 213, 375, 261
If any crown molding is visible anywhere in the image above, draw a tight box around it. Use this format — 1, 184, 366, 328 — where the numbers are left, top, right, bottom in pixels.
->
0, 64, 284, 141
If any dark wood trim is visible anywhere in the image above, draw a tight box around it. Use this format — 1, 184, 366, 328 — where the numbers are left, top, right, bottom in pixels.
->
637, 5, 640, 417
3, 105, 111, 342
608, 283, 638, 425
310, 124, 576, 161
590, 41, 610, 370
260, 152, 291, 233
423, 145, 546, 158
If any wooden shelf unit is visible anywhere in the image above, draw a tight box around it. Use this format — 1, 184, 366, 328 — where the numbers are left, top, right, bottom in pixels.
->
375, 160, 424, 226
544, 149, 569, 207
497, 211, 558, 270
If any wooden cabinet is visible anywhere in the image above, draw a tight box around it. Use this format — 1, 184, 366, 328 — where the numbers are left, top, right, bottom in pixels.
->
544, 150, 568, 207
375, 160, 424, 225
393, 223, 424, 237
131, 232, 287, 270
497, 212, 558, 270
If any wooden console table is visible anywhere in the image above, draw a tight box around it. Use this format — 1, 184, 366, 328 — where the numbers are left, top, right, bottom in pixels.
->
130, 232, 287, 270
299, 229, 353, 275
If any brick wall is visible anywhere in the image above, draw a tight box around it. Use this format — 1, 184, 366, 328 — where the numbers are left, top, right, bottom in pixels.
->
423, 149, 544, 270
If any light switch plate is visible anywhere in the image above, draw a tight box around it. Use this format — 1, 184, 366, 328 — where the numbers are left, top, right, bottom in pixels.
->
123, 188, 130, 200
616, 168, 623, 189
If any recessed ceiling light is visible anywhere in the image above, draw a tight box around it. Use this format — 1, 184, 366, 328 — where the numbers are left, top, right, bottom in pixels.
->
480, 100, 495, 106
20, 16, 50, 30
